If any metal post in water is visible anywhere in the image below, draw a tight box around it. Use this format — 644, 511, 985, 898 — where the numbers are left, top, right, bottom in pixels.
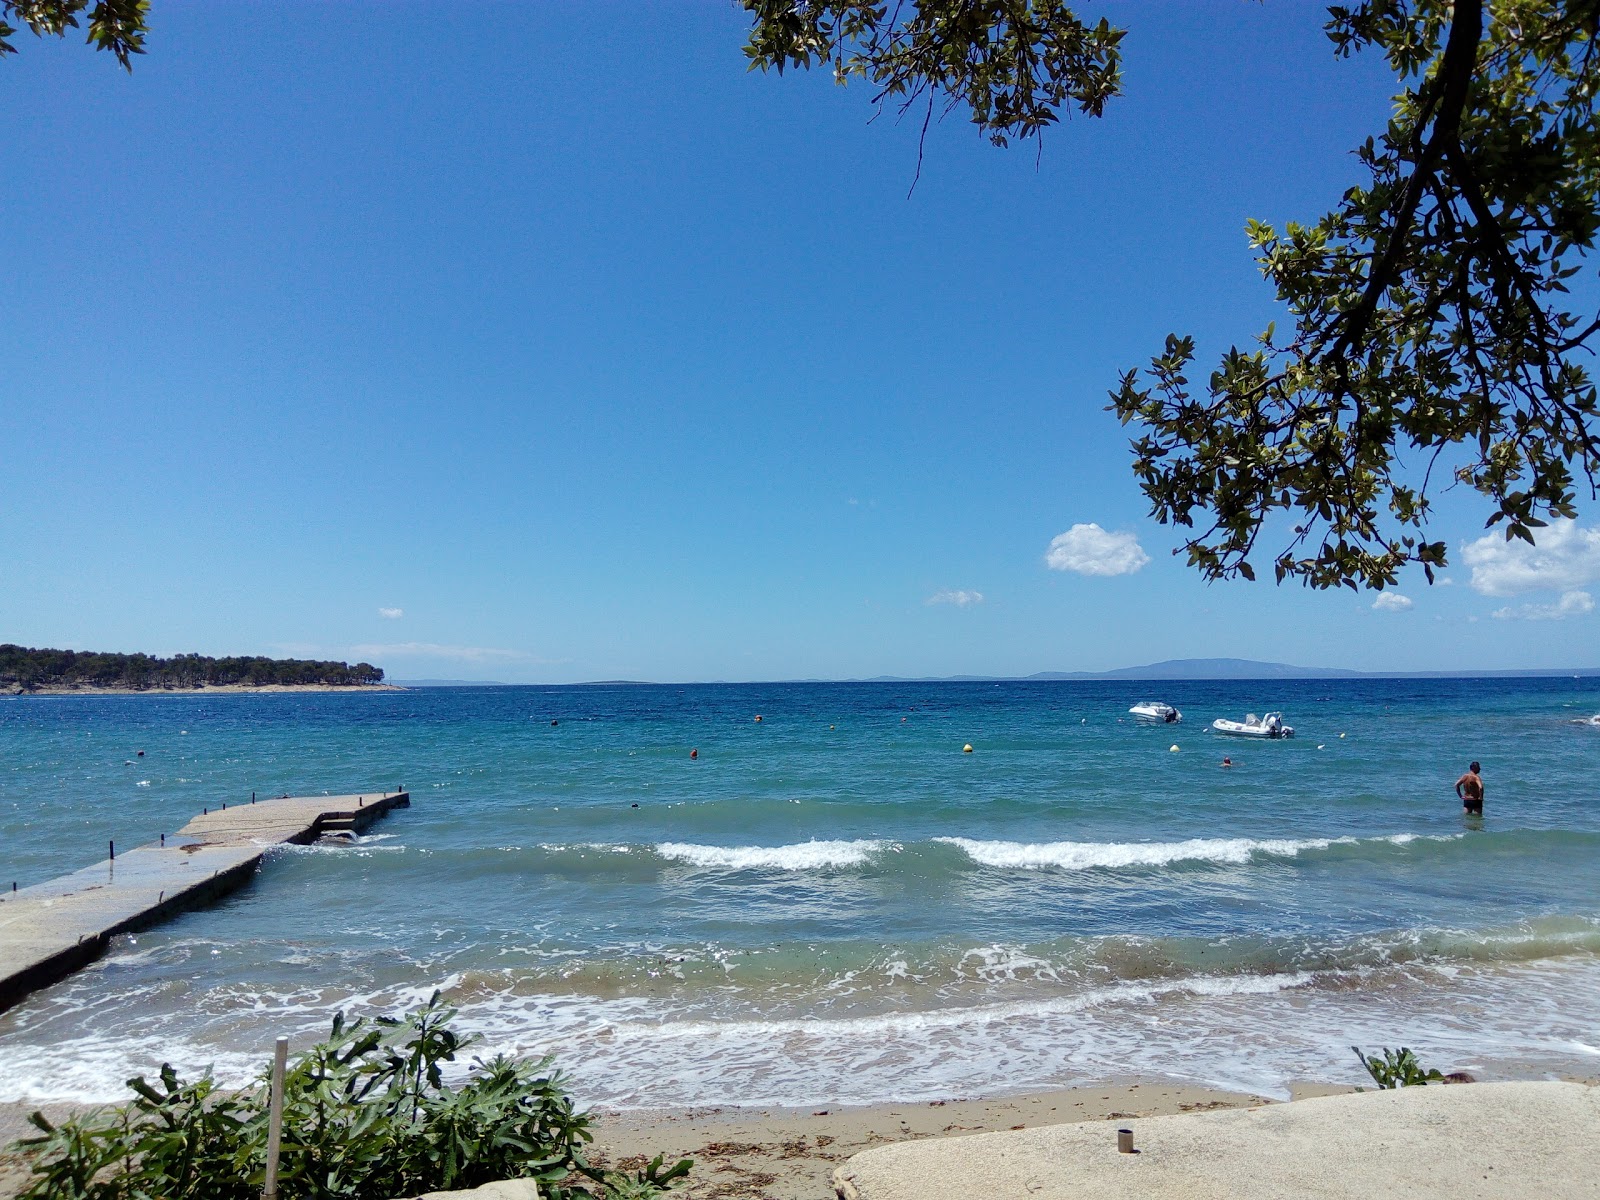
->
263, 1036, 288, 1200
109, 840, 115, 861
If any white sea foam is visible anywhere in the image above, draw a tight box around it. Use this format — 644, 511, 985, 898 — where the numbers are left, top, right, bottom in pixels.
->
455, 956, 1600, 1107
4, 949, 1599, 1109
537, 842, 637, 855
934, 833, 1458, 871
654, 839, 886, 870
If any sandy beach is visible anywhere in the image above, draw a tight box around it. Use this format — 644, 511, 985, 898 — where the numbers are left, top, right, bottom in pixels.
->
0, 1081, 1333, 1200
584, 1079, 1329, 1199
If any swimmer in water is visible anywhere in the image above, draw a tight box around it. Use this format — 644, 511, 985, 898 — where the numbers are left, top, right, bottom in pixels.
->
1455, 761, 1484, 815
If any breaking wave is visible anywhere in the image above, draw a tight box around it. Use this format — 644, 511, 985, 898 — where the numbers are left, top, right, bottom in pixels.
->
654, 839, 887, 870
932, 832, 1457, 871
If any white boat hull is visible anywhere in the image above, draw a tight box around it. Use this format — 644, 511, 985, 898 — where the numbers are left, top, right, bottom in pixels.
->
1129, 703, 1182, 724
1211, 716, 1294, 739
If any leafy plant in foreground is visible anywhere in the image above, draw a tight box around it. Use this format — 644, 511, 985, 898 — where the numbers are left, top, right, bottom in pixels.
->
1352, 1044, 1446, 1089
12, 992, 689, 1200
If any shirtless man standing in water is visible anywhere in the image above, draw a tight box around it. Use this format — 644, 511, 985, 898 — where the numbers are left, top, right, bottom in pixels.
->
1455, 761, 1485, 815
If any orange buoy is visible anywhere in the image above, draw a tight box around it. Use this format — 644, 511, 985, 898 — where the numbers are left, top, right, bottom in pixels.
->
690, 748, 698, 759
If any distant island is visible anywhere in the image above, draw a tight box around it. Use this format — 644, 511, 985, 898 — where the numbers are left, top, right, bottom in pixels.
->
1027, 657, 1360, 680
0, 644, 393, 694
853, 657, 1600, 682
400, 658, 1600, 687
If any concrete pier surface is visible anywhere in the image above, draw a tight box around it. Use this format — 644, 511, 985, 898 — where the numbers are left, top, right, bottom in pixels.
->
832, 1081, 1600, 1199
0, 791, 409, 1014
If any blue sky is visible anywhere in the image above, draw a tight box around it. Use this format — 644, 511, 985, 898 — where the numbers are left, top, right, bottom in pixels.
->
4, 2, 1598, 682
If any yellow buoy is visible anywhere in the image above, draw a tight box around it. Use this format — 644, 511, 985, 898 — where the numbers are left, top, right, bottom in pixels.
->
1169, 744, 1180, 752
962, 743, 973, 753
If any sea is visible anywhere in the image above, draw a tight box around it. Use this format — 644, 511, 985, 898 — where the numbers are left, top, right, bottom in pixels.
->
2, 678, 1598, 1108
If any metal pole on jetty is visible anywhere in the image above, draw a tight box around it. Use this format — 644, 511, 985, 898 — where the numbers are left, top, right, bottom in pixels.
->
263, 1036, 289, 1200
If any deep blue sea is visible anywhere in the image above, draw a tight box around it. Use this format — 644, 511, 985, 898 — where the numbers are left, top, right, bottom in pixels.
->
2, 678, 1599, 1106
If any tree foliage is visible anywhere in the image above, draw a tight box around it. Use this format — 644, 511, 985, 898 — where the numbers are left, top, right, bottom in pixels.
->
0, 0, 147, 68
0, 644, 385, 690
741, 0, 1124, 149
745, 0, 1600, 589
1114, 0, 1600, 589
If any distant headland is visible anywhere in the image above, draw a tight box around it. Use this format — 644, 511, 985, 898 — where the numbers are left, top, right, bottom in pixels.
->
0, 644, 399, 694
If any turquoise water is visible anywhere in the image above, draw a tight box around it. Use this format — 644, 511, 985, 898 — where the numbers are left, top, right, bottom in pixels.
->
2, 679, 1599, 1105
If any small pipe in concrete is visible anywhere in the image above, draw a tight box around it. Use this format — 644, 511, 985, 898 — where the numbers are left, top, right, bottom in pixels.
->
1117, 1129, 1135, 1154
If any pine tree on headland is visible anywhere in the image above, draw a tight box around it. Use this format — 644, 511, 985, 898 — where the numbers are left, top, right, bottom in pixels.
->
0, 645, 384, 690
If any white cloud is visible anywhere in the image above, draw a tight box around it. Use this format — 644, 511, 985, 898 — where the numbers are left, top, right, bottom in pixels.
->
349, 642, 546, 664
1490, 590, 1595, 621
1044, 524, 1149, 577
1371, 592, 1413, 612
377, 607, 404, 620
927, 589, 984, 608
1461, 520, 1600, 596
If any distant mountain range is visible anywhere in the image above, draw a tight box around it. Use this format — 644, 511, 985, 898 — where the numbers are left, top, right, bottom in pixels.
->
393, 659, 1600, 687
860, 658, 1599, 681
1029, 658, 1361, 680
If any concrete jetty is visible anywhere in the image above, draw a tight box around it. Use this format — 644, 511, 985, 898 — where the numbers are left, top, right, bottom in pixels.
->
0, 790, 409, 1014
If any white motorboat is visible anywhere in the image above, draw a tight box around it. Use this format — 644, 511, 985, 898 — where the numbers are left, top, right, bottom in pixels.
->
1211, 712, 1294, 739
1575, 713, 1600, 727
1129, 701, 1182, 724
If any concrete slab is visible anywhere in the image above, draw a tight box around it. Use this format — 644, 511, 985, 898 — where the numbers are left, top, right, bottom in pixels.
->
832, 1081, 1600, 1199
408, 1182, 540, 1200
0, 791, 408, 1013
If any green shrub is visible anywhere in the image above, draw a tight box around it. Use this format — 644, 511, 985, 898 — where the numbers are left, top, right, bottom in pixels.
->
1351, 1045, 1446, 1089
11, 993, 689, 1200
